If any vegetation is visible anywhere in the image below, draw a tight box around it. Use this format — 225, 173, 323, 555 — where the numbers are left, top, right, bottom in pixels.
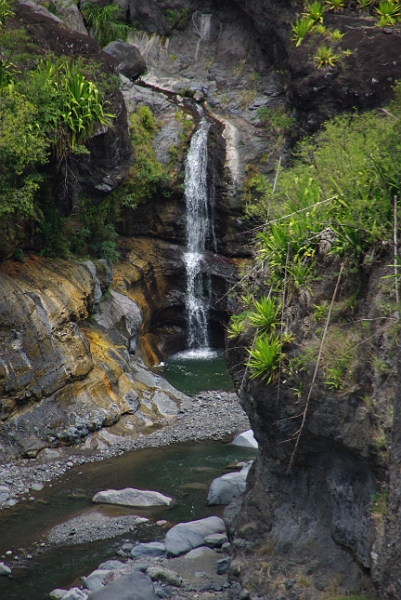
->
116, 105, 169, 209
166, 7, 189, 30
80, 3, 131, 47
230, 84, 401, 391
314, 44, 340, 68
0, 0, 176, 262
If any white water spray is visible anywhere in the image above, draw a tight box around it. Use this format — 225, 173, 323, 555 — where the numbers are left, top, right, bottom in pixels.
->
183, 118, 212, 351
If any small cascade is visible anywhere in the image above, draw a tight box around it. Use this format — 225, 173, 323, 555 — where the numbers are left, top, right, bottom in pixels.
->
183, 117, 213, 352
193, 13, 212, 62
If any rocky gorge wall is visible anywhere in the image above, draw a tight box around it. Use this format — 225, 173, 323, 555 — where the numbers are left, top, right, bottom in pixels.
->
2, 0, 401, 597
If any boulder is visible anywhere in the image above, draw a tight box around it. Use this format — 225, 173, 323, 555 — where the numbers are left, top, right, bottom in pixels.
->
184, 546, 217, 559
216, 557, 231, 575
231, 430, 258, 449
90, 572, 158, 599
0, 562, 11, 576
82, 569, 110, 592
0, 486, 11, 504
165, 516, 226, 557
61, 588, 88, 600
93, 290, 142, 353
49, 590, 68, 600
204, 533, 228, 548
206, 461, 253, 506
104, 40, 146, 80
131, 542, 166, 558
152, 391, 178, 418
50, 0, 88, 34
92, 487, 172, 507
146, 566, 182, 587
98, 560, 125, 570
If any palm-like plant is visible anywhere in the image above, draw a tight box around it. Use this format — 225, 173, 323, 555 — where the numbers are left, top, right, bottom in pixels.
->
375, 0, 401, 26
314, 45, 340, 68
357, 0, 373, 8
248, 334, 284, 383
326, 0, 344, 9
247, 297, 281, 332
303, 1, 326, 22
292, 17, 315, 46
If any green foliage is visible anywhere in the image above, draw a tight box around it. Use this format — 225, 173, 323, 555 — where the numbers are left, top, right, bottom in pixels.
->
235, 87, 401, 386
357, 0, 373, 8
314, 45, 340, 68
324, 351, 351, 389
313, 301, 329, 321
330, 28, 344, 40
12, 247, 25, 262
257, 106, 295, 133
325, 0, 344, 9
166, 7, 189, 29
0, 0, 13, 27
375, 0, 401, 25
227, 312, 249, 338
248, 297, 281, 332
118, 105, 169, 208
303, 1, 326, 22
292, 17, 315, 46
247, 333, 284, 383
23, 58, 113, 159
370, 490, 388, 515
0, 88, 48, 218
81, 3, 131, 47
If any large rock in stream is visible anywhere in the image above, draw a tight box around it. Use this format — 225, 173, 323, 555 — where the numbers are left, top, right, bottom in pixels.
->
92, 487, 172, 507
206, 461, 253, 506
165, 516, 226, 557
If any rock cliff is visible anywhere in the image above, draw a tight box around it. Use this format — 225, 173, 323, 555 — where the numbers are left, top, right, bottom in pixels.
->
2, 1, 401, 597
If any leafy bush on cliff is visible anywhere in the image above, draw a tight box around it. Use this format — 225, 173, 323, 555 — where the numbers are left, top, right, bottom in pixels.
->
234, 86, 401, 385
81, 3, 130, 47
116, 105, 169, 208
0, 89, 48, 219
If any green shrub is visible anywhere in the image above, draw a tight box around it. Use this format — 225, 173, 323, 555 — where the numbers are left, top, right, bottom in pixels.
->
118, 105, 169, 207
0, 88, 48, 219
247, 297, 281, 332
0, 0, 13, 27
247, 333, 284, 383
24, 58, 113, 159
314, 45, 340, 68
292, 17, 315, 46
375, 0, 401, 26
81, 3, 131, 47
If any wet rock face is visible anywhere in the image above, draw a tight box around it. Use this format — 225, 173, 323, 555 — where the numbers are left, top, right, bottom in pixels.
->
0, 256, 190, 460
113, 238, 238, 363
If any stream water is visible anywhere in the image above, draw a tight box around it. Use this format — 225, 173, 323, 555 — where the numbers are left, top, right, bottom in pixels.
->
0, 440, 257, 600
0, 107, 245, 600
156, 350, 234, 396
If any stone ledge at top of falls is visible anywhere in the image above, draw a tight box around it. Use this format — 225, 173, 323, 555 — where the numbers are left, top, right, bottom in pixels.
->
164, 516, 226, 557
92, 487, 172, 507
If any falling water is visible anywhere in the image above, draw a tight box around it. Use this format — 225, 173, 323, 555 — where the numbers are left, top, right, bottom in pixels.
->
184, 117, 212, 351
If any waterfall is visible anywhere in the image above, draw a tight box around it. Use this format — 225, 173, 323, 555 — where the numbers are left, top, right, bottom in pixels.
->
183, 117, 212, 352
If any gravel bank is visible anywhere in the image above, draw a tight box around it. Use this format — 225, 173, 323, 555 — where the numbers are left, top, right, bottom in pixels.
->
0, 391, 250, 511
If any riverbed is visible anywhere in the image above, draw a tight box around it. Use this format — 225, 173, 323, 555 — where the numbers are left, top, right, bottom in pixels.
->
0, 389, 253, 599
